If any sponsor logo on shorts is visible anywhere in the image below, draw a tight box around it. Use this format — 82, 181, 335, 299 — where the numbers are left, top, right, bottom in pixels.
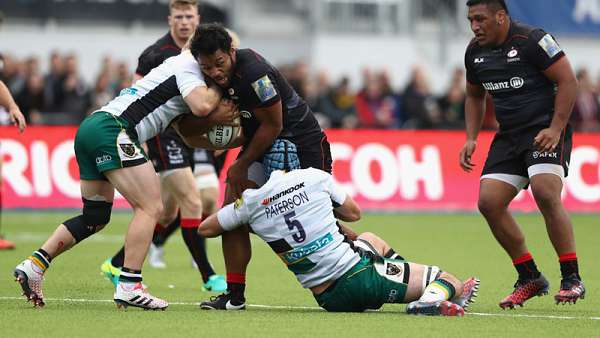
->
386, 262, 403, 276
95, 154, 112, 165
387, 289, 399, 303
119, 143, 137, 158
533, 151, 558, 159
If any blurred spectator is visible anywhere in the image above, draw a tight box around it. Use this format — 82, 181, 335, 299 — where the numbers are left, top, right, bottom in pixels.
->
402, 65, 439, 129
437, 68, 466, 129
15, 73, 46, 124
355, 69, 401, 129
112, 61, 132, 94
90, 72, 113, 112
53, 54, 89, 123
314, 77, 358, 129
571, 68, 600, 132
0, 54, 25, 94
43, 51, 66, 112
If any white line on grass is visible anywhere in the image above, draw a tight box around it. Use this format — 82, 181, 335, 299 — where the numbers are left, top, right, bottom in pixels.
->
1, 296, 598, 320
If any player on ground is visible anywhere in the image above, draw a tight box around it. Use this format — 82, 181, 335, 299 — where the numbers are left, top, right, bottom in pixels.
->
0, 76, 26, 250
460, 0, 583, 309
13, 50, 227, 310
199, 168, 480, 315
101, 0, 226, 293
178, 23, 349, 310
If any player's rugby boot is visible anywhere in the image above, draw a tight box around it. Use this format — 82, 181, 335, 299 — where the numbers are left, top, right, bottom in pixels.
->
499, 274, 549, 309
101, 259, 121, 288
114, 282, 168, 310
14, 259, 45, 308
554, 275, 585, 305
454, 277, 480, 310
406, 300, 465, 317
200, 292, 246, 310
203, 274, 227, 292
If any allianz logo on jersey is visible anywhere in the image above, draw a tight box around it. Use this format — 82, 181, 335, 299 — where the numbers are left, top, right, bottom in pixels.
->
482, 77, 524, 91
280, 232, 334, 264
262, 182, 306, 205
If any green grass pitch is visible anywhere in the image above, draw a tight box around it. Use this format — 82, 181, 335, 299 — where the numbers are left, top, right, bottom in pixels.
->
1, 211, 598, 337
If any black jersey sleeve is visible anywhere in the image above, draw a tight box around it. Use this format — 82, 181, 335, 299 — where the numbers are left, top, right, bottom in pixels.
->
135, 48, 159, 77
523, 29, 565, 71
243, 64, 282, 109
464, 41, 481, 85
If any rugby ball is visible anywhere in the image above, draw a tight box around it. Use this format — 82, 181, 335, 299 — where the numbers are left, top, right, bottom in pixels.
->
207, 118, 240, 148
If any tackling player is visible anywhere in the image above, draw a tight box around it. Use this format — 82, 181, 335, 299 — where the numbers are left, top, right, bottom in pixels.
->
199, 168, 480, 315
177, 23, 348, 310
13, 50, 229, 310
460, 0, 583, 309
101, 0, 226, 293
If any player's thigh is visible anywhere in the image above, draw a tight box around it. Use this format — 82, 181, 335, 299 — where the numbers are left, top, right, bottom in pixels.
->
479, 178, 521, 210
162, 168, 200, 203
104, 162, 161, 213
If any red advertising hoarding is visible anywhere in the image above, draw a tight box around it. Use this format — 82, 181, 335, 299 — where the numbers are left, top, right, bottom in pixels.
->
1, 127, 599, 212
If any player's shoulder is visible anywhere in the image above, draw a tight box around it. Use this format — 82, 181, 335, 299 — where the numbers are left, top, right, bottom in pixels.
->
236, 49, 274, 77
140, 33, 180, 60
465, 37, 481, 56
510, 21, 548, 44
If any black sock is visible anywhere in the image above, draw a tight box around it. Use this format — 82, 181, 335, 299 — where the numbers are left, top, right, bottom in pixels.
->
228, 282, 246, 298
514, 260, 541, 280
119, 267, 142, 283
152, 214, 180, 246
181, 227, 216, 283
111, 247, 125, 268
560, 260, 580, 280
37, 248, 53, 262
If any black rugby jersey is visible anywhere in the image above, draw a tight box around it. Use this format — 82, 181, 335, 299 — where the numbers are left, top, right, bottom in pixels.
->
224, 49, 322, 146
465, 21, 565, 132
136, 32, 181, 77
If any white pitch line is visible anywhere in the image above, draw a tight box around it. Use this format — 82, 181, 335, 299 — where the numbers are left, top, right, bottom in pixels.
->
1, 296, 599, 320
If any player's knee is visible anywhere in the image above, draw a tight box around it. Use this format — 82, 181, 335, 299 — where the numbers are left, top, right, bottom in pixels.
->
531, 185, 560, 209
64, 199, 113, 243
357, 232, 389, 255
477, 195, 502, 216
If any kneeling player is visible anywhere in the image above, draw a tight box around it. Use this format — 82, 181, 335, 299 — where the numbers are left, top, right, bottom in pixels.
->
198, 168, 479, 315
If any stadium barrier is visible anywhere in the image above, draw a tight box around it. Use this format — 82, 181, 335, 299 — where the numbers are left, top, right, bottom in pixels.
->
1, 127, 599, 212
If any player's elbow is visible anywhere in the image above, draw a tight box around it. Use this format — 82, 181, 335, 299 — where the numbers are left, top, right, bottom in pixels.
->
346, 208, 362, 222
197, 224, 217, 238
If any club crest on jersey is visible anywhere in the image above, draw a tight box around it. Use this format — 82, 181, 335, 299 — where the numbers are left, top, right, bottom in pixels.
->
538, 34, 562, 58
228, 88, 235, 96
252, 75, 277, 103
507, 49, 518, 58
119, 143, 136, 158
386, 262, 403, 276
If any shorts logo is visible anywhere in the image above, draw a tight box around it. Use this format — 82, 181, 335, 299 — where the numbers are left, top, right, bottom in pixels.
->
119, 143, 137, 158
386, 263, 403, 276
510, 77, 524, 89
387, 289, 398, 303
533, 151, 557, 159
251, 75, 277, 103
95, 154, 112, 165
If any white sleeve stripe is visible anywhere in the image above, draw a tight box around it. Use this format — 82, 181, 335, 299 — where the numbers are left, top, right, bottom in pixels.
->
217, 204, 242, 231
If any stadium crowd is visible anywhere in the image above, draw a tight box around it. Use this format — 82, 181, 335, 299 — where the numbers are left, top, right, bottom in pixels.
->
1, 52, 599, 132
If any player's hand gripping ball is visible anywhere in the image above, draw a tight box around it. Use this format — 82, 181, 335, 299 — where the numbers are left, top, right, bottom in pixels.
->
207, 116, 241, 148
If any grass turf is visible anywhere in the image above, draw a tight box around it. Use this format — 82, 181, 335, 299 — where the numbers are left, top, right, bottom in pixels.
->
0, 211, 599, 337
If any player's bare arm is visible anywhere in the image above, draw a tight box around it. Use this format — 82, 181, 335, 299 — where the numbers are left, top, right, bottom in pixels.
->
333, 194, 361, 222
0, 80, 26, 133
533, 57, 578, 153
227, 100, 283, 198
184, 84, 222, 117
460, 81, 486, 172
198, 212, 226, 238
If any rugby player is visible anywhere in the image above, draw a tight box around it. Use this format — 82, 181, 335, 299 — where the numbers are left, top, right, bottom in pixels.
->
13, 50, 231, 310
177, 23, 356, 310
101, 0, 226, 293
0, 76, 26, 250
460, 0, 584, 309
199, 168, 480, 315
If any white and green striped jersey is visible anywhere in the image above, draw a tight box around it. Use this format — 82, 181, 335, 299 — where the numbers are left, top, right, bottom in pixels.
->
97, 51, 205, 143
217, 168, 360, 288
